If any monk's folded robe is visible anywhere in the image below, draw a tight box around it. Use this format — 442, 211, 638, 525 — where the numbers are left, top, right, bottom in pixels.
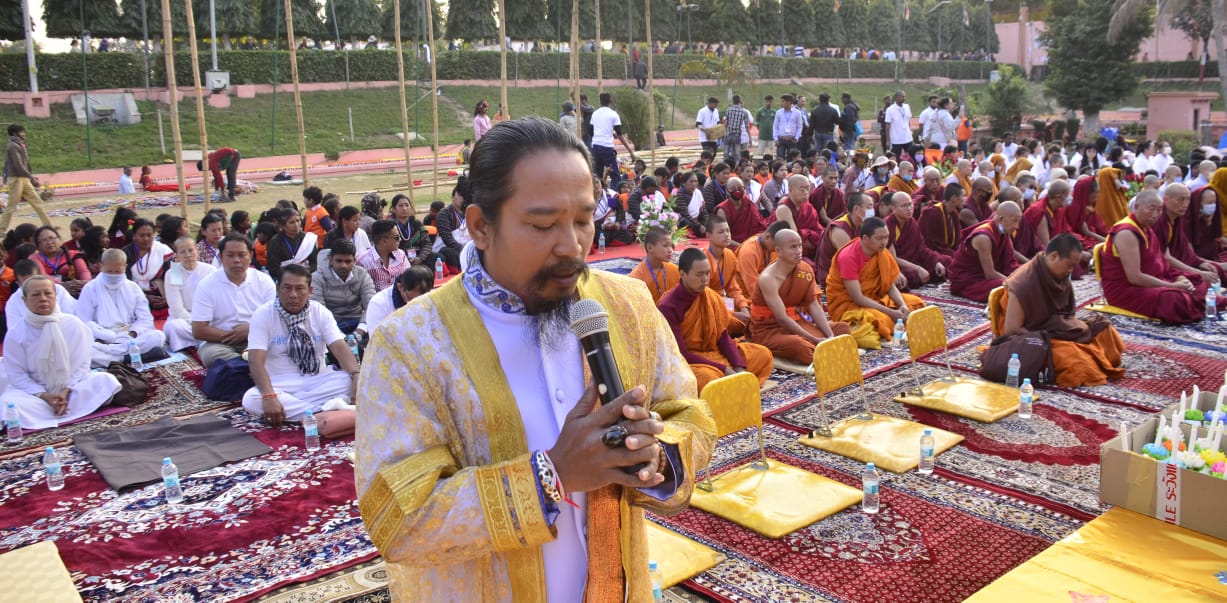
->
1156, 205, 1227, 281
748, 263, 852, 365
808, 185, 846, 224
887, 174, 918, 195
717, 197, 766, 244
779, 197, 823, 257
705, 246, 750, 336
1058, 176, 1109, 250
948, 220, 1019, 303
658, 284, 773, 392
814, 215, 856, 284
999, 254, 1125, 388
735, 234, 775, 302
910, 184, 945, 219
825, 240, 925, 341
1100, 215, 1209, 324
1010, 207, 1043, 258
1188, 185, 1227, 267
919, 201, 962, 257
887, 213, 951, 289
1095, 168, 1130, 228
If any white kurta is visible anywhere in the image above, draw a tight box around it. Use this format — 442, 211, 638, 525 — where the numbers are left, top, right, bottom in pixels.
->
241, 300, 351, 421
2, 314, 121, 429
75, 277, 167, 367
5, 283, 77, 326
164, 262, 217, 351
358, 286, 396, 335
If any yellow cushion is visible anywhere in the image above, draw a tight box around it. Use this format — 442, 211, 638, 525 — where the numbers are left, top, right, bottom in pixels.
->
0, 541, 82, 603
813, 334, 862, 394
689, 460, 863, 538
645, 523, 725, 588
966, 508, 1227, 602
701, 372, 763, 438
773, 357, 813, 375
798, 413, 964, 473
894, 376, 1022, 423
1086, 301, 1156, 321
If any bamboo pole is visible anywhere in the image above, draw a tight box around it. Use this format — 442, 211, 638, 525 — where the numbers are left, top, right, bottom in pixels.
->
393, 0, 415, 203
595, 0, 603, 94
570, 0, 581, 140
183, 0, 211, 212
283, 0, 309, 186
425, 0, 440, 203
645, 0, 656, 170
497, 0, 509, 118
159, 0, 188, 218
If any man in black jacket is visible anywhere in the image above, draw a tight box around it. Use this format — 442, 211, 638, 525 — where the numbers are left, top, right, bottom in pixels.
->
810, 93, 840, 154
840, 93, 861, 150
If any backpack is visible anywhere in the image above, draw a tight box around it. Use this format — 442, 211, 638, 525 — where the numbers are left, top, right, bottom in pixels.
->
202, 358, 255, 402
978, 330, 1053, 385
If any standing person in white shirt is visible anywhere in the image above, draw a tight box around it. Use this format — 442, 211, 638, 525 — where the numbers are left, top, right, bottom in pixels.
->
773, 93, 804, 159
355, 265, 434, 342
192, 233, 277, 368
163, 237, 216, 352
928, 98, 957, 149
588, 92, 637, 185
117, 167, 135, 194
696, 97, 722, 155
243, 263, 359, 429
917, 95, 938, 144
884, 90, 914, 159
1001, 132, 1019, 162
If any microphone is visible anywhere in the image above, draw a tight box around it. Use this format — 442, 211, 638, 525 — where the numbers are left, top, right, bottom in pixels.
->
569, 298, 625, 406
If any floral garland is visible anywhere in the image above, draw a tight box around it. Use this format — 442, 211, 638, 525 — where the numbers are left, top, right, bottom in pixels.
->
635, 191, 687, 244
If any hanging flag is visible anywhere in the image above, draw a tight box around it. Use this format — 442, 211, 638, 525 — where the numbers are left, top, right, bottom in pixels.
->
963, 3, 970, 26
834, 0, 841, 12
905, 0, 911, 20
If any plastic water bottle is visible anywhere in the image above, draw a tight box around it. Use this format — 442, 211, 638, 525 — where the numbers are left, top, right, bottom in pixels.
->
435, 257, 444, 282
5, 403, 21, 445
162, 457, 184, 504
1018, 378, 1034, 419
128, 340, 144, 371
598, 232, 607, 254
346, 333, 361, 361
861, 462, 880, 514
918, 430, 935, 475
892, 318, 906, 347
303, 410, 321, 451
649, 559, 663, 601
43, 446, 65, 491
1006, 353, 1021, 389
1207, 288, 1218, 320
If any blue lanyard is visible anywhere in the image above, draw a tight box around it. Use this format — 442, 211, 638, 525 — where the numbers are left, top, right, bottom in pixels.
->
708, 246, 725, 292
283, 235, 297, 255
645, 262, 665, 296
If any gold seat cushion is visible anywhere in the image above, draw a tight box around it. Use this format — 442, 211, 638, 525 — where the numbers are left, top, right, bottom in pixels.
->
689, 460, 863, 539
0, 541, 81, 603
894, 376, 1024, 423
645, 522, 725, 588
798, 413, 963, 473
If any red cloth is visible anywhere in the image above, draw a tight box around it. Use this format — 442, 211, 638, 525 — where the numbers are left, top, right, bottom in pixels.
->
1007, 206, 1042, 258
1155, 210, 1206, 271
910, 184, 945, 219
1057, 176, 1108, 249
1022, 201, 1054, 241
1189, 186, 1226, 262
948, 220, 1018, 303
780, 198, 823, 253
1100, 216, 1208, 324
716, 197, 766, 244
815, 216, 856, 284
886, 213, 951, 289
918, 202, 961, 256
807, 185, 846, 226
206, 147, 239, 191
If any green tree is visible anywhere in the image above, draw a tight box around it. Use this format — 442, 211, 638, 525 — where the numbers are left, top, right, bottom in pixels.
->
209, 0, 260, 48
866, 0, 898, 51
1043, 0, 1150, 134
748, 0, 782, 47
1170, 0, 1214, 50
809, 0, 845, 49
693, 0, 746, 43
543, 0, 596, 41
838, 0, 869, 48
381, 0, 442, 40
650, 0, 680, 43
599, 0, 645, 44
504, 0, 549, 40
260, 0, 326, 39
973, 63, 1026, 135
780, 0, 815, 45
966, 3, 998, 53
902, 1, 931, 52
445, 0, 498, 43
118, 0, 187, 40
326, 0, 381, 41
1, 0, 24, 41
43, 0, 124, 38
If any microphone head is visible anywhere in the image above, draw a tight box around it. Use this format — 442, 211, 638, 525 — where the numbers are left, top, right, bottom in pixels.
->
569, 298, 610, 339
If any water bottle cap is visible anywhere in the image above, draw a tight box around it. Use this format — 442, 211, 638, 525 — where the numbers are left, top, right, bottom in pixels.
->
163, 457, 172, 464
6, 403, 13, 409
923, 429, 931, 436
305, 410, 314, 417
649, 560, 658, 570
1022, 378, 1031, 384
1010, 353, 1018, 359
45, 446, 54, 453
896, 318, 903, 324
866, 462, 875, 469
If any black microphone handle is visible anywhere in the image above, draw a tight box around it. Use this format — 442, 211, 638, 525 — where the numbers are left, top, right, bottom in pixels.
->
578, 331, 647, 474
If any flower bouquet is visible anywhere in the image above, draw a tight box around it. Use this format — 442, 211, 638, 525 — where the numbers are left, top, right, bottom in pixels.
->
635, 192, 686, 244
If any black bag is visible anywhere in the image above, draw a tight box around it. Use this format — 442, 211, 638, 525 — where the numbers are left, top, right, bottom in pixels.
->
106, 362, 150, 407
202, 358, 255, 401
979, 330, 1053, 385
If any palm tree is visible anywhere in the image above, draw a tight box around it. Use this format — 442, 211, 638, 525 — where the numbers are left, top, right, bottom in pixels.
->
1109, 0, 1227, 123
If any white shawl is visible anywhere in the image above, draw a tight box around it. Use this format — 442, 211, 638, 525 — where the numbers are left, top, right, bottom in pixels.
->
25, 311, 71, 393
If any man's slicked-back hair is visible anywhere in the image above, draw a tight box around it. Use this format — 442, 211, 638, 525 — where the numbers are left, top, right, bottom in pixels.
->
766, 220, 791, 237
1046, 233, 1083, 258
860, 216, 887, 237
678, 247, 707, 273
643, 227, 670, 248
219, 231, 253, 256
468, 116, 591, 224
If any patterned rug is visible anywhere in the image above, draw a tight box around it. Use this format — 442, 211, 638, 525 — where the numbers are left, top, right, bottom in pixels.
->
0, 409, 376, 602
649, 425, 1082, 603
910, 277, 1103, 310
1105, 315, 1227, 353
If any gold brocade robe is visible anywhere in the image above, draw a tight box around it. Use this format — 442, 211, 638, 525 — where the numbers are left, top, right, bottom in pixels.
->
355, 270, 716, 602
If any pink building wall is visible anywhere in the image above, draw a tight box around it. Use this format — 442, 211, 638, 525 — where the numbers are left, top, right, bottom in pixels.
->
994, 22, 1202, 73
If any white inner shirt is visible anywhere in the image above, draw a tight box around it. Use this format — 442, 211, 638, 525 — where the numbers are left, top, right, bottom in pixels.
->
590, 106, 621, 148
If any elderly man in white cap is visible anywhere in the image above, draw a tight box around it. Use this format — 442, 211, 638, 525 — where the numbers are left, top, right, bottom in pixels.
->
75, 248, 167, 367
2, 276, 121, 429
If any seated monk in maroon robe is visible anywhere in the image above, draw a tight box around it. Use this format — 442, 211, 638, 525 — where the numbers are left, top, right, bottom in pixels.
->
910, 166, 946, 219
995, 234, 1125, 388
1157, 184, 1227, 283
919, 183, 966, 258
715, 176, 766, 246
1188, 185, 1227, 270
959, 177, 996, 228
884, 191, 949, 289
808, 166, 847, 227
948, 201, 1022, 303
775, 175, 823, 262
1057, 175, 1108, 250
814, 193, 872, 285
997, 186, 1040, 262
1099, 191, 1217, 324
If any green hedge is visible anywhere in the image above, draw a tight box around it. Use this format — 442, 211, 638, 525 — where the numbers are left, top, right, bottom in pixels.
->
0, 50, 998, 92
1133, 61, 1221, 79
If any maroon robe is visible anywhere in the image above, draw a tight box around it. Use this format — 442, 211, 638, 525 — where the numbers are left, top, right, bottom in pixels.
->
964, 195, 992, 223
910, 184, 945, 219
1008, 206, 1043, 258
1057, 176, 1108, 250
886, 213, 951, 289
1189, 186, 1227, 262
1157, 209, 1227, 282
815, 215, 856, 284
717, 197, 767, 244
780, 198, 823, 256
1101, 215, 1208, 324
808, 185, 846, 226
948, 220, 1019, 303
919, 202, 962, 257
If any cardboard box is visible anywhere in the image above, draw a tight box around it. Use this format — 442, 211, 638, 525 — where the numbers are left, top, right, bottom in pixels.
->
1100, 392, 1227, 541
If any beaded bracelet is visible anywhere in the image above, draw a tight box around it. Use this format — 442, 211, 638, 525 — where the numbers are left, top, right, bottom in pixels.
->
534, 450, 563, 504
261, 392, 279, 400
542, 450, 580, 509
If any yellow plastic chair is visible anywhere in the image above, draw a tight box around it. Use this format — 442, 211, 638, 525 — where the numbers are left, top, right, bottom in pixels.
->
1088, 243, 1155, 320
904, 306, 957, 396
810, 334, 872, 437
697, 372, 769, 490
987, 286, 1006, 338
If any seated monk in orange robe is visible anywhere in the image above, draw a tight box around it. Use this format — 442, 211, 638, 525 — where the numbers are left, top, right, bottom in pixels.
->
659, 248, 774, 392
826, 217, 926, 342
705, 215, 752, 336
995, 234, 1126, 388
736, 220, 788, 302
628, 226, 680, 303
748, 228, 852, 364
886, 161, 919, 196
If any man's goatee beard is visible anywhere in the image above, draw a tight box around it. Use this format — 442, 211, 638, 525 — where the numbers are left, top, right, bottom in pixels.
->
525, 297, 575, 352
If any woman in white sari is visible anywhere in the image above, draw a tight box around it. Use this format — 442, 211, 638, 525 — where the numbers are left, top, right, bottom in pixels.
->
123, 218, 174, 312
163, 237, 217, 351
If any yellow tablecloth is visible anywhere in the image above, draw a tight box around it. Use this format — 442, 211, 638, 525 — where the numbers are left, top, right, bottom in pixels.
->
967, 507, 1227, 602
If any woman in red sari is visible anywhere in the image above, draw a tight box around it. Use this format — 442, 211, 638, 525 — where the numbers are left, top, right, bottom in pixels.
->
1057, 175, 1108, 249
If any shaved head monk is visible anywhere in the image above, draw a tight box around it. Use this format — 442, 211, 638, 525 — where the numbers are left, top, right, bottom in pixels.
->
808, 165, 846, 227
948, 200, 1022, 303
705, 215, 752, 335
826, 217, 926, 343
997, 186, 1039, 262
658, 248, 774, 391
960, 176, 995, 227
748, 229, 852, 364
1023, 179, 1071, 250
1157, 183, 1227, 283
910, 166, 945, 219
885, 191, 950, 288
887, 161, 918, 195
775, 174, 823, 260
1100, 190, 1218, 323
919, 183, 965, 257
946, 158, 974, 195
815, 192, 874, 284
996, 234, 1126, 387
628, 227, 679, 302
736, 220, 790, 301
715, 176, 766, 245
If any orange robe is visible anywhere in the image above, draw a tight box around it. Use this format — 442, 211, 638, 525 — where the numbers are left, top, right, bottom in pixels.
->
1095, 168, 1130, 228
886, 174, 918, 195
254, 239, 269, 269
705, 246, 749, 336
305, 204, 331, 248
1210, 167, 1227, 237
825, 241, 925, 340
629, 260, 680, 303
658, 285, 773, 392
735, 234, 775, 302
747, 262, 851, 364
